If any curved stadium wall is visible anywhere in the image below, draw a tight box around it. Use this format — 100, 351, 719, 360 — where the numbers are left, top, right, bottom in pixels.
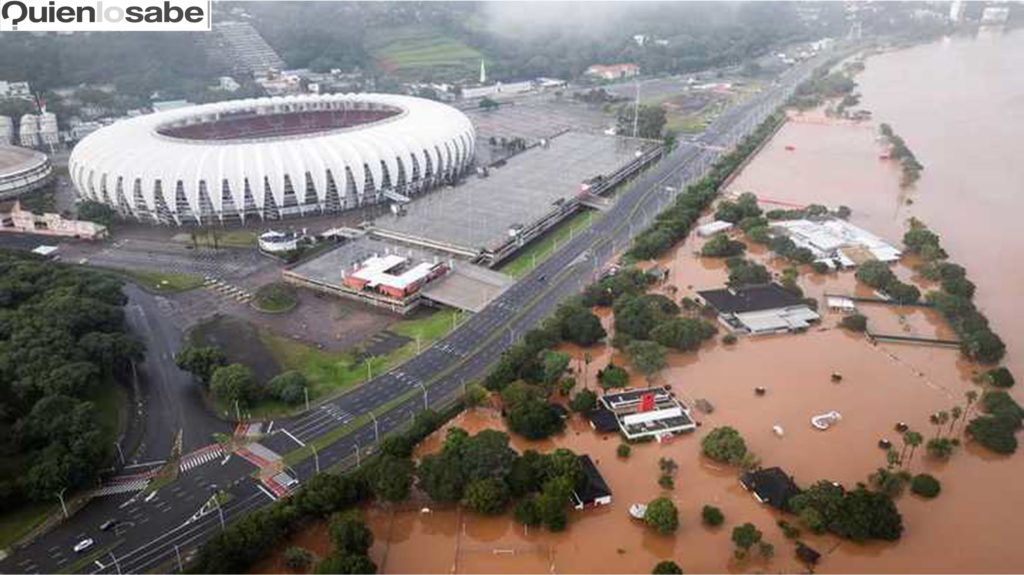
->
0, 146, 53, 200
68, 94, 476, 225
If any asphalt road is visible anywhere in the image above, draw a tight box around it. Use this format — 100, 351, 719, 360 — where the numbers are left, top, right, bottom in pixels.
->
0, 50, 835, 575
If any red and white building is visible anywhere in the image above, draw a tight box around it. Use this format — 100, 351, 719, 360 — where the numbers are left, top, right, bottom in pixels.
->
585, 63, 640, 81
342, 254, 447, 300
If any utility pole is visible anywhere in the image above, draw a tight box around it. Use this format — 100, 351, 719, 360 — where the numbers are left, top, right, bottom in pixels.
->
234, 399, 241, 422
632, 80, 640, 138
213, 492, 225, 529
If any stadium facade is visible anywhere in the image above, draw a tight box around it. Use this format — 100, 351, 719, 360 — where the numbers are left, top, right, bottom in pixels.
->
69, 94, 476, 225
0, 145, 54, 200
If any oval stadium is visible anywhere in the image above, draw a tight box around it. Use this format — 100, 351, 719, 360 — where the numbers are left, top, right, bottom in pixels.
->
0, 145, 53, 200
69, 94, 476, 225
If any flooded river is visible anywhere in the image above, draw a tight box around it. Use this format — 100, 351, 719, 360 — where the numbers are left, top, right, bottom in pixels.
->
256, 29, 1024, 574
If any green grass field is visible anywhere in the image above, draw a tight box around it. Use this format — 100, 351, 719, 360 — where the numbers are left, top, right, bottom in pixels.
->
499, 210, 599, 278
120, 269, 205, 293
249, 309, 460, 418
252, 282, 299, 314
369, 26, 482, 77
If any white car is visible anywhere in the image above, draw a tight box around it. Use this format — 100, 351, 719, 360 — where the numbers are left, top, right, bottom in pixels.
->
73, 538, 94, 553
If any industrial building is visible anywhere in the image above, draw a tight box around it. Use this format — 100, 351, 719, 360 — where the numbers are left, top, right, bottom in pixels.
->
771, 218, 901, 269
69, 93, 475, 225
697, 283, 820, 335
0, 145, 53, 200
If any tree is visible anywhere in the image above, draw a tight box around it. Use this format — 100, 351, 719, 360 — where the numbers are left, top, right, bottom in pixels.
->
541, 351, 571, 386
925, 437, 955, 460
617, 104, 667, 139
368, 455, 414, 503
417, 450, 466, 503
284, 546, 315, 572
328, 511, 373, 555
726, 258, 771, 287
479, 97, 499, 111
839, 313, 868, 332
598, 362, 630, 388
700, 234, 746, 257
210, 364, 260, 406
464, 383, 488, 408
910, 474, 941, 498
77, 200, 118, 226
314, 553, 376, 574
617, 443, 631, 458
644, 497, 679, 535
514, 497, 543, 526
557, 305, 606, 346
652, 560, 683, 574
269, 370, 308, 405
175, 343, 227, 385
626, 340, 666, 380
731, 523, 762, 559
569, 389, 597, 413
986, 367, 1015, 388
701, 505, 724, 527
650, 318, 716, 352
966, 415, 1018, 454
462, 478, 510, 515
701, 427, 748, 466
507, 393, 564, 440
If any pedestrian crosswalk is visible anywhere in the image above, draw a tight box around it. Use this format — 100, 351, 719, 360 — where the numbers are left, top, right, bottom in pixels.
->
94, 477, 150, 497
203, 277, 252, 303
179, 445, 224, 473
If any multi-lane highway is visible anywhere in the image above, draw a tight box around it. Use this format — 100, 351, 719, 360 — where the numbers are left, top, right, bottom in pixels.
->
0, 51, 832, 575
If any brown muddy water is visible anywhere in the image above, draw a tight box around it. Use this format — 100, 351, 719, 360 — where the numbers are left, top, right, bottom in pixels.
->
255, 30, 1024, 574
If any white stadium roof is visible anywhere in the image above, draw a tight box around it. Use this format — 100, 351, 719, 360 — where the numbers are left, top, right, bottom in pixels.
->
69, 93, 475, 225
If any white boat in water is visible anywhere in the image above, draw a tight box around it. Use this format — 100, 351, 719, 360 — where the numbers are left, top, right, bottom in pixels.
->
629, 503, 648, 519
811, 411, 842, 430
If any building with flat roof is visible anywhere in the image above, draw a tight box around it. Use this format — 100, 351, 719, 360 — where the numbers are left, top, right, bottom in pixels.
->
372, 131, 660, 265
597, 387, 696, 440
697, 283, 820, 335
771, 218, 901, 269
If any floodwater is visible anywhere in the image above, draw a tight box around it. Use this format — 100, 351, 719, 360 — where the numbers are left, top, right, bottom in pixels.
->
255, 30, 1024, 574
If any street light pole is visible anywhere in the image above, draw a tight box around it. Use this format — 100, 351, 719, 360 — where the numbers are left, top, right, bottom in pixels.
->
368, 411, 379, 443
174, 544, 184, 573
312, 444, 320, 474
234, 399, 241, 422
57, 487, 68, 519
113, 442, 125, 466
415, 382, 428, 411
353, 442, 361, 468
304, 386, 310, 412
109, 552, 121, 575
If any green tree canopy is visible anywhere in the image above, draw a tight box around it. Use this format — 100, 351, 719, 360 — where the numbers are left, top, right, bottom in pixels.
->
644, 497, 679, 534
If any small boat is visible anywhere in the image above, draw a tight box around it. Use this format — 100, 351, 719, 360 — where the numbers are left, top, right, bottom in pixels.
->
785, 145, 796, 151
629, 503, 648, 520
772, 425, 785, 437
811, 411, 842, 430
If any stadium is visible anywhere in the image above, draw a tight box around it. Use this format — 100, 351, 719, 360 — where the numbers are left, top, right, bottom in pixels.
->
0, 145, 53, 200
68, 94, 476, 225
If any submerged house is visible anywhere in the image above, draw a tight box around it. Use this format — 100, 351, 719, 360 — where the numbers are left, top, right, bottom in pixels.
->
740, 467, 801, 510
572, 455, 613, 509
697, 283, 820, 335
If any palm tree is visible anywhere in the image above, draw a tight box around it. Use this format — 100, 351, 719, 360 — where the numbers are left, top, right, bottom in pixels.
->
934, 411, 950, 439
964, 390, 979, 420
949, 406, 963, 435
904, 431, 923, 467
